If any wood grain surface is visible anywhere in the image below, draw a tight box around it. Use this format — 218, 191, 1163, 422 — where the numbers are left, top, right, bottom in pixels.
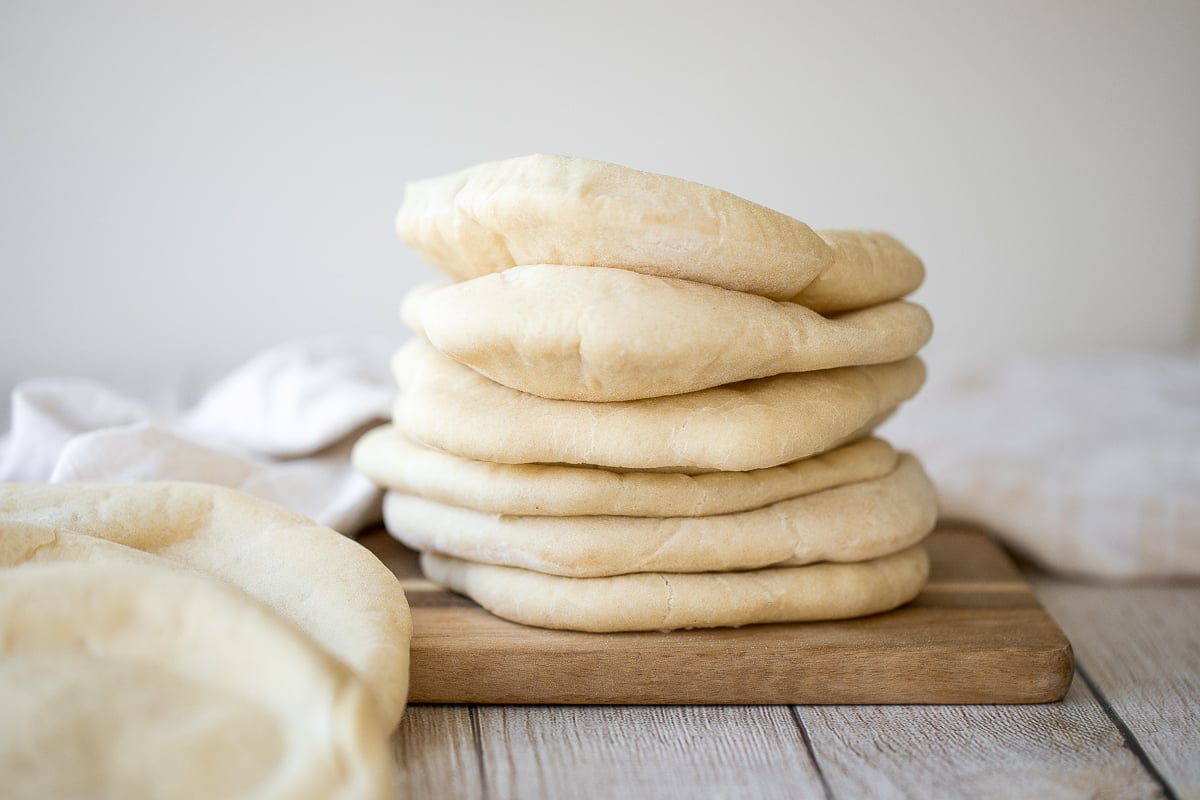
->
1033, 578, 1200, 799
392, 706, 483, 800
390, 684, 1162, 800
362, 524, 1073, 705
794, 678, 1160, 799
475, 705, 825, 800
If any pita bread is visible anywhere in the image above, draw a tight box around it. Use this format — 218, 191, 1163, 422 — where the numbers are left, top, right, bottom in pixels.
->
394, 154, 834, 299
421, 544, 929, 632
1, 517, 207, 572
399, 278, 445, 331
787, 230, 925, 313
406, 265, 931, 401
392, 337, 925, 471
0, 558, 390, 800
354, 425, 898, 517
0, 483, 412, 730
383, 454, 935, 577
399, 233, 921, 324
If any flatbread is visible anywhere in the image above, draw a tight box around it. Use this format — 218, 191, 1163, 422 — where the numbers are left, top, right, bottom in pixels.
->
406, 265, 931, 401
399, 231, 921, 321
421, 544, 929, 632
354, 425, 898, 517
399, 278, 444, 331
392, 337, 925, 471
0, 557, 389, 800
394, 154, 834, 299
383, 453, 935, 577
787, 230, 925, 313
0, 483, 412, 730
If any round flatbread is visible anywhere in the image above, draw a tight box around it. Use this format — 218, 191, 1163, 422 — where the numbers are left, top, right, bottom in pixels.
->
420, 544, 930, 632
354, 426, 898, 517
384, 454, 936, 577
395, 154, 834, 299
399, 230, 922, 321
0, 557, 389, 800
787, 230, 925, 313
0, 483, 412, 730
405, 265, 932, 401
392, 337, 925, 472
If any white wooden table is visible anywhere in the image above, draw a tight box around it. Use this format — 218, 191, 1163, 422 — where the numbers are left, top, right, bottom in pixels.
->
388, 566, 1199, 799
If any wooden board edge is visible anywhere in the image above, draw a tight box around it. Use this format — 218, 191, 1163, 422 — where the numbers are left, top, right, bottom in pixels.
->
408, 638, 1076, 706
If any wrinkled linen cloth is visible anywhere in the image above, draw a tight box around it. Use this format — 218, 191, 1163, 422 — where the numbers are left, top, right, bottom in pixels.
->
2, 338, 1197, 577
0, 336, 403, 534
883, 347, 1200, 580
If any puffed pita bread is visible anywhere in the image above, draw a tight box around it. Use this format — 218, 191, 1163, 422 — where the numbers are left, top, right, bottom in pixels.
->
406, 265, 932, 401
354, 425, 898, 517
392, 337, 925, 471
0, 483, 412, 730
400, 278, 443, 331
395, 154, 834, 299
398, 230, 923, 329
787, 230, 925, 313
0, 557, 389, 800
421, 544, 929, 632
384, 454, 935, 577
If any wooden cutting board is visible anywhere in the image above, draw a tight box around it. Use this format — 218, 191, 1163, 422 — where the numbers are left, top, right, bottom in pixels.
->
361, 524, 1073, 705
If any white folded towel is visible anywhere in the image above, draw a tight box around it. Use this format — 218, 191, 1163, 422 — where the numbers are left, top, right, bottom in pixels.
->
0, 336, 403, 533
883, 347, 1200, 579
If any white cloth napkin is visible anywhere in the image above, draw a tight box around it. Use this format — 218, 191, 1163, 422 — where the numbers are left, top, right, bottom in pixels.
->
0, 336, 403, 533
883, 347, 1200, 580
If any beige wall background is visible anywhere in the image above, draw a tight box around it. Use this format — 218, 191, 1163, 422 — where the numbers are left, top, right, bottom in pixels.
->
2, 1, 1199, 416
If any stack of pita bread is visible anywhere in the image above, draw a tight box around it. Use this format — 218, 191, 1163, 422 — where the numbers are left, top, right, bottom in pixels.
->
0, 483, 410, 800
356, 154, 937, 633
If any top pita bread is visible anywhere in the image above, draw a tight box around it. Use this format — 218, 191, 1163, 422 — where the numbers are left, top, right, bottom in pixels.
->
395, 154, 835, 299
407, 264, 932, 401
393, 337, 925, 472
0, 483, 412, 731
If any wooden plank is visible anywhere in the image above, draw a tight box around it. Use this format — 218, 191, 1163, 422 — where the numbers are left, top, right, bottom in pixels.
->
361, 525, 1073, 704
475, 705, 825, 800
1032, 579, 1200, 799
794, 678, 1163, 799
391, 705, 484, 799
